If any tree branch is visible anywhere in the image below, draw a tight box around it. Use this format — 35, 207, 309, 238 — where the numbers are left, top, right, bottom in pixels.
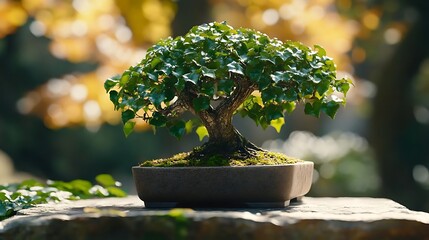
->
176, 82, 217, 128
215, 74, 256, 117
158, 98, 189, 118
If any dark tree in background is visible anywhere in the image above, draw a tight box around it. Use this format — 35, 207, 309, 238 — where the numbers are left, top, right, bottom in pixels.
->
369, 0, 429, 211
172, 0, 212, 36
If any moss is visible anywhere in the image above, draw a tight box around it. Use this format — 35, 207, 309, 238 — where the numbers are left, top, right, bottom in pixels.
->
139, 150, 303, 167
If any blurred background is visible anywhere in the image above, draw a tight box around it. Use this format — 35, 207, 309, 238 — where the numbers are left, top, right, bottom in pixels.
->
1, 0, 428, 211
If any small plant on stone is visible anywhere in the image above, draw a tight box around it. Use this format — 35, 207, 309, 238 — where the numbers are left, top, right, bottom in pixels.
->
0, 174, 126, 220
105, 22, 352, 166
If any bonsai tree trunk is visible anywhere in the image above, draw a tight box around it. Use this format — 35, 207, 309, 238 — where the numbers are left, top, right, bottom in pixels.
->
199, 111, 261, 157
192, 75, 261, 158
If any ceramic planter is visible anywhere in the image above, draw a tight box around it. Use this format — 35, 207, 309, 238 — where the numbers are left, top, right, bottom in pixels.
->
132, 161, 313, 208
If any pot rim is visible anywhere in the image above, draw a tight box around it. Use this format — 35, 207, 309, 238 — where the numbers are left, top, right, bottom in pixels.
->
132, 160, 313, 169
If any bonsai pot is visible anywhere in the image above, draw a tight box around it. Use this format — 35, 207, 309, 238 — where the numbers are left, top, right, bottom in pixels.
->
132, 161, 313, 208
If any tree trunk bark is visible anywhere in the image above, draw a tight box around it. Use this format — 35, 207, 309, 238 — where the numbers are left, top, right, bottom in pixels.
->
195, 110, 261, 158
183, 74, 259, 158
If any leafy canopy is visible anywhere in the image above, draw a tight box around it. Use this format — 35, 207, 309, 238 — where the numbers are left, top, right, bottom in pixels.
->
105, 22, 352, 138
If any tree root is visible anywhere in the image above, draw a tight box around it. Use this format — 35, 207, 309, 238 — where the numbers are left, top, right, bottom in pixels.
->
189, 139, 265, 160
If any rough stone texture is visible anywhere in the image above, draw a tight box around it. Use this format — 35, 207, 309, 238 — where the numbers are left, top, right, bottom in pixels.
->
1, 196, 428, 240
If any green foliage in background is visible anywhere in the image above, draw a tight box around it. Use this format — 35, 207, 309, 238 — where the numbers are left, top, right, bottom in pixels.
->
0, 174, 126, 221
105, 21, 351, 139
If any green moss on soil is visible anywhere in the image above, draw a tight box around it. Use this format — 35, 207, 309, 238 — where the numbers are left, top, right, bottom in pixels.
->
140, 150, 303, 167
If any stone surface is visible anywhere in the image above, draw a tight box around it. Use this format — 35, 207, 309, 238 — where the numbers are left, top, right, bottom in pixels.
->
1, 196, 429, 240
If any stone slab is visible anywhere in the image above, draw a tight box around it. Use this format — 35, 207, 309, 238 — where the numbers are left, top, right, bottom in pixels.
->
1, 196, 428, 240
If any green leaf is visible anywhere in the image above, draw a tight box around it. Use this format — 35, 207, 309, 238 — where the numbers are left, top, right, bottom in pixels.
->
88, 186, 109, 197
19, 179, 43, 188
218, 79, 234, 94
193, 96, 210, 112
0, 202, 9, 217
169, 121, 186, 139
336, 78, 352, 96
147, 72, 158, 81
284, 88, 298, 101
259, 117, 270, 129
257, 75, 272, 90
183, 72, 200, 84
245, 63, 264, 82
321, 101, 340, 119
227, 62, 244, 75
175, 78, 185, 92
196, 125, 209, 141
201, 81, 215, 96
109, 90, 119, 106
164, 86, 176, 102
259, 56, 275, 65
48, 181, 73, 191
106, 187, 127, 197
172, 67, 185, 78
314, 44, 326, 57
309, 75, 321, 84
304, 101, 322, 117
283, 101, 296, 113
310, 61, 324, 69
149, 112, 167, 127
185, 120, 194, 134
0, 192, 10, 201
95, 174, 116, 188
261, 88, 276, 103
123, 121, 136, 137
120, 71, 130, 86
0, 202, 15, 220
104, 78, 118, 92
240, 95, 263, 125
316, 80, 331, 96
149, 92, 165, 107
270, 71, 290, 83
301, 81, 315, 96
258, 35, 270, 45
69, 179, 92, 194
214, 21, 232, 31
270, 117, 285, 133
264, 104, 283, 122
201, 66, 216, 79
278, 50, 291, 62
121, 110, 135, 124
150, 57, 162, 69
337, 82, 350, 96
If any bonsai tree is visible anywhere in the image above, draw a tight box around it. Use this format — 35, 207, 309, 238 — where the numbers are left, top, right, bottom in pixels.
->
105, 22, 351, 161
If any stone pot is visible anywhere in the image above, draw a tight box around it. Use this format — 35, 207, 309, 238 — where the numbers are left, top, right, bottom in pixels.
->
132, 161, 313, 208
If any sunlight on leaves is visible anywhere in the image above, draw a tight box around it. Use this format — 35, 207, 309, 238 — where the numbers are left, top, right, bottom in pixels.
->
270, 117, 285, 133
196, 126, 209, 141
